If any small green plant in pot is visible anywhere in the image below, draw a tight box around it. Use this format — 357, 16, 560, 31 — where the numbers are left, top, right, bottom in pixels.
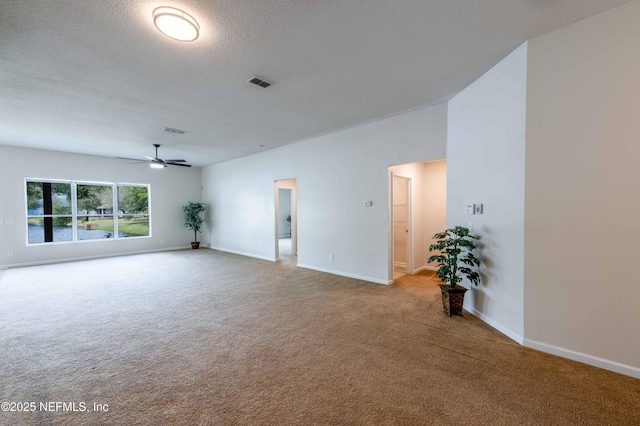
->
182, 202, 208, 249
427, 226, 481, 316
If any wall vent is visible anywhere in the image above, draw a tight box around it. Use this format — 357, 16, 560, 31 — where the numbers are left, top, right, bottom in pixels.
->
247, 76, 272, 88
163, 127, 187, 134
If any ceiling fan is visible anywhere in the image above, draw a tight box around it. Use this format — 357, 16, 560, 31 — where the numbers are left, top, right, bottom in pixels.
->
119, 144, 192, 168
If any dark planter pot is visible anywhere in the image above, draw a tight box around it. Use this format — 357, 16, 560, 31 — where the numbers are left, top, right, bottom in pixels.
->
439, 284, 468, 317
191, 242, 200, 249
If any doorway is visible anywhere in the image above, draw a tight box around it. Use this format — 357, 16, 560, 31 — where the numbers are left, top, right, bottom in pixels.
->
388, 160, 447, 284
275, 179, 297, 264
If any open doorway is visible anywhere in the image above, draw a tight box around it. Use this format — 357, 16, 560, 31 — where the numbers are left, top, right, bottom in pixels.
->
275, 179, 297, 265
388, 160, 447, 283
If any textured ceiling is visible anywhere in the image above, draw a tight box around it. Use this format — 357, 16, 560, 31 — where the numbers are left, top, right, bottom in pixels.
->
0, 0, 632, 166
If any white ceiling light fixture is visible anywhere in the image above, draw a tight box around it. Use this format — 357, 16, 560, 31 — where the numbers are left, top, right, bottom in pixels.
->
153, 7, 200, 42
150, 162, 166, 169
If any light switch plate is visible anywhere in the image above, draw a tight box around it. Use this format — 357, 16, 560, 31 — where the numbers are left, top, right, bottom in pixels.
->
475, 204, 483, 214
465, 204, 475, 215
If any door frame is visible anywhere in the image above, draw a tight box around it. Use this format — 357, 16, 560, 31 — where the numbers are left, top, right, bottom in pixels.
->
389, 172, 413, 282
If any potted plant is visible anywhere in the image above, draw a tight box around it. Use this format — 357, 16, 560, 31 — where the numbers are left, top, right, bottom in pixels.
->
182, 202, 208, 249
427, 226, 481, 316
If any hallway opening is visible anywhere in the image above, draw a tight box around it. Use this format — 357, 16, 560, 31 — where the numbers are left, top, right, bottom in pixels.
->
388, 160, 446, 283
275, 179, 297, 265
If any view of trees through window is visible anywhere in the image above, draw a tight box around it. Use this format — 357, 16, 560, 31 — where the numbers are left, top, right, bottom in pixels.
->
77, 184, 114, 240
118, 186, 150, 239
26, 180, 150, 244
26, 182, 72, 243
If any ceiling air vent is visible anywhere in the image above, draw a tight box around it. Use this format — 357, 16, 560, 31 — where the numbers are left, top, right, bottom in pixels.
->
248, 76, 272, 88
163, 127, 187, 135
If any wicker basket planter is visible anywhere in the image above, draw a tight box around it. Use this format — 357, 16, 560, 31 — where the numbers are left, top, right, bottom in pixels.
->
438, 284, 468, 317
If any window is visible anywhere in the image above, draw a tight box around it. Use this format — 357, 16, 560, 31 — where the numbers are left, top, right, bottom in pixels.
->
117, 185, 149, 238
77, 184, 114, 240
26, 180, 150, 245
27, 181, 73, 243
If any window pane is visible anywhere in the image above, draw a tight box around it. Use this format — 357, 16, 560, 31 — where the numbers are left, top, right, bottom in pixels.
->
77, 184, 113, 216
78, 216, 115, 240
28, 217, 72, 243
27, 182, 72, 215
118, 186, 148, 215
118, 216, 149, 238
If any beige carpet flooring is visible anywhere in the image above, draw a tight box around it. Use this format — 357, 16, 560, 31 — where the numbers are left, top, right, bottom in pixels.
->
0, 249, 639, 425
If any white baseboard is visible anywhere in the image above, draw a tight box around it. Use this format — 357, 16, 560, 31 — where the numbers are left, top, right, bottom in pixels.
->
0, 246, 190, 270
524, 339, 640, 379
413, 265, 436, 274
463, 303, 640, 378
393, 261, 406, 267
297, 263, 390, 285
412, 266, 426, 274
207, 245, 275, 262
463, 304, 524, 345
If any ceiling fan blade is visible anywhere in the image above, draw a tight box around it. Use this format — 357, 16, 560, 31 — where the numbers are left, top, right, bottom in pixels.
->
167, 162, 192, 167
117, 157, 151, 165
164, 159, 186, 162
144, 156, 157, 161
117, 156, 147, 162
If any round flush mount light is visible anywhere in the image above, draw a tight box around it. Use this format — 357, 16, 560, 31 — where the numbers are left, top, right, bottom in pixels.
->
153, 7, 199, 42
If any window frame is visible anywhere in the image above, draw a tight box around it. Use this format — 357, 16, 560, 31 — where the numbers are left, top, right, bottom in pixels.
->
25, 179, 151, 246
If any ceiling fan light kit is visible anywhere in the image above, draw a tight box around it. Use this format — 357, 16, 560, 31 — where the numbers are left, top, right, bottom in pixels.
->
153, 7, 199, 42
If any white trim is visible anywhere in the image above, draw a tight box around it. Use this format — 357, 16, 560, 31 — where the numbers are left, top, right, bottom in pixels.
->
393, 261, 406, 267
207, 245, 276, 262
297, 263, 390, 285
388, 170, 394, 283
524, 339, 640, 379
463, 304, 524, 344
413, 265, 434, 274
405, 176, 413, 276
0, 246, 189, 269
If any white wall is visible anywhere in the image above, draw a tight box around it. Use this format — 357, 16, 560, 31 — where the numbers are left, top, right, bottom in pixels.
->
524, 1, 640, 376
423, 160, 447, 268
0, 145, 202, 268
202, 104, 447, 284
447, 43, 528, 343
